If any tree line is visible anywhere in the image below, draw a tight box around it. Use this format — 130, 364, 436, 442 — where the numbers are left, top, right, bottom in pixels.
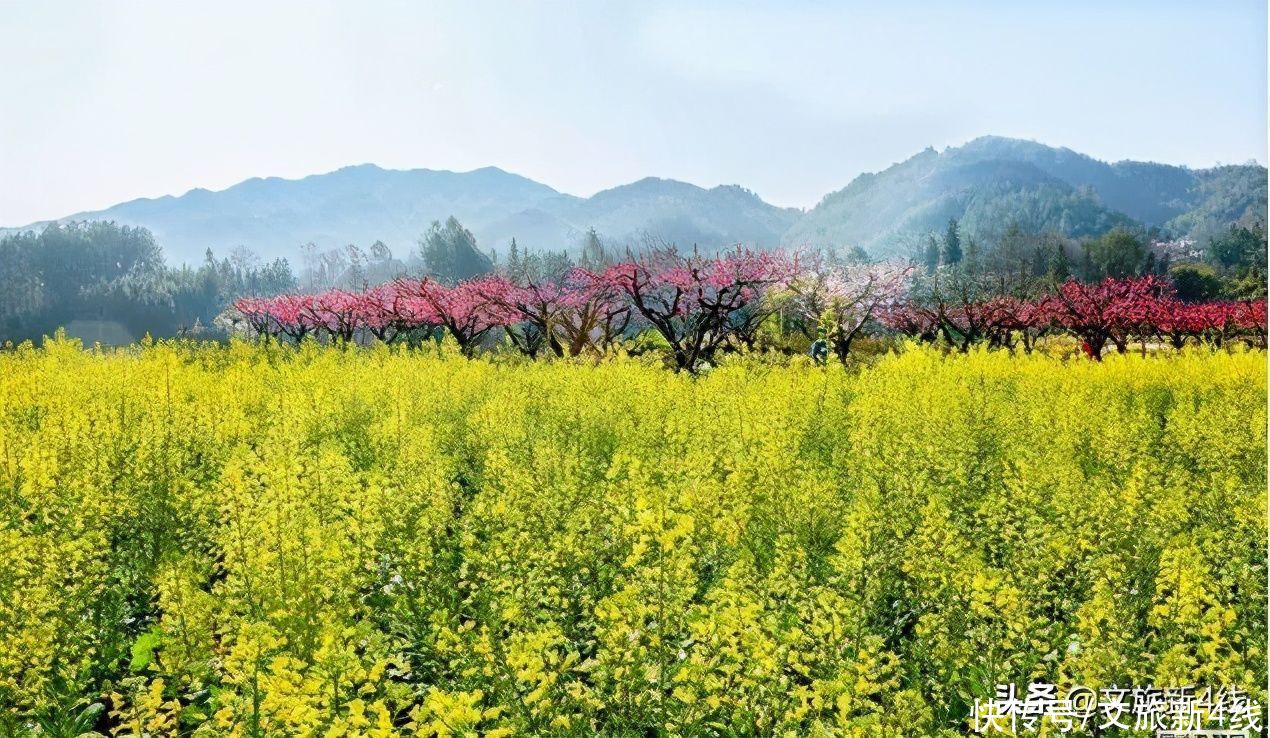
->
0, 217, 614, 345
3, 214, 1265, 352
0, 223, 296, 344
920, 217, 1266, 299
234, 248, 1267, 372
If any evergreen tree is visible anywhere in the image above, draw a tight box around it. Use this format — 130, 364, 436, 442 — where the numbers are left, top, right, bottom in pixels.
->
942, 218, 963, 265
1047, 242, 1071, 282
1079, 243, 1097, 281
540, 249, 574, 281
963, 237, 980, 275
1030, 246, 1048, 278
924, 235, 941, 274
506, 238, 522, 281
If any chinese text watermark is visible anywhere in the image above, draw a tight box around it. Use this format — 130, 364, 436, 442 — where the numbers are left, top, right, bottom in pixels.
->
971, 684, 1263, 736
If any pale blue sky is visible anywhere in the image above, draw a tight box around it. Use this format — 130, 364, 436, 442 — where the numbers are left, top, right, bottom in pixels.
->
0, 0, 1265, 224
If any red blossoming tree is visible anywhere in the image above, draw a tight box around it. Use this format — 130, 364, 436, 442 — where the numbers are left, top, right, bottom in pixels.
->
600, 247, 784, 372
1048, 276, 1169, 359
405, 277, 518, 356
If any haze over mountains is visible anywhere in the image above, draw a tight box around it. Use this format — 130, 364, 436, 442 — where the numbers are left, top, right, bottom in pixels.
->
8, 136, 1265, 264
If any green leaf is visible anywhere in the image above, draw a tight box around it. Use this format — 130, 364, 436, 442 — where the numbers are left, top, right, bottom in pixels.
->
129, 628, 162, 672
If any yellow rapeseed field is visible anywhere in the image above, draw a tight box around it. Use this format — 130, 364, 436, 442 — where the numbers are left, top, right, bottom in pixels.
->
0, 337, 1264, 736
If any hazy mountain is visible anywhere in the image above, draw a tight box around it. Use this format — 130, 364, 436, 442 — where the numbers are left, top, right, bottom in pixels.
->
8, 165, 798, 264
8, 136, 1263, 265
783, 136, 1267, 256
485, 178, 802, 255
11, 165, 566, 264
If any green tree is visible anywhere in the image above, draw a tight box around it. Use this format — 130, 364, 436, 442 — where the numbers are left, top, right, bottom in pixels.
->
1168, 263, 1223, 302
963, 238, 980, 275
0, 223, 297, 344
924, 236, 941, 274
1142, 251, 1157, 276
942, 218, 963, 266
1046, 242, 1071, 283
1208, 224, 1266, 270
1221, 268, 1269, 299
418, 216, 494, 283
1087, 227, 1146, 279
506, 238, 524, 281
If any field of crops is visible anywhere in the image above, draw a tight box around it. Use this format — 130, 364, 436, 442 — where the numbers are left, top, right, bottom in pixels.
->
0, 338, 1265, 736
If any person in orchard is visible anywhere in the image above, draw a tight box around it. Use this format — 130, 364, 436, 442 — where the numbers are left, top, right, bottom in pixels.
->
810, 331, 829, 364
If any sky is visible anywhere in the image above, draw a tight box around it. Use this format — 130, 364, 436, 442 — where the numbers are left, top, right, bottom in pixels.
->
0, 0, 1265, 224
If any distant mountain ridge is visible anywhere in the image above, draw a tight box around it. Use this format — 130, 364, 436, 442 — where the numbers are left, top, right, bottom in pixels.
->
783, 136, 1266, 256
8, 165, 800, 264
6, 136, 1265, 263
481, 178, 802, 256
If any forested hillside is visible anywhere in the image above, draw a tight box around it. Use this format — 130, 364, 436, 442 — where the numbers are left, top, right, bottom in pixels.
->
783, 136, 1267, 256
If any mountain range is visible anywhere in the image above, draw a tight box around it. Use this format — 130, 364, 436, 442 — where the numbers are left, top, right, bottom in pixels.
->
6, 136, 1265, 264
786, 136, 1266, 255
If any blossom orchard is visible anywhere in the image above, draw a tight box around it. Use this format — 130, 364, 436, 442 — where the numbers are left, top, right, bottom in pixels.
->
871, 274, 1265, 358
597, 247, 789, 370
235, 248, 796, 370
235, 250, 1268, 362
977, 276, 1258, 358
